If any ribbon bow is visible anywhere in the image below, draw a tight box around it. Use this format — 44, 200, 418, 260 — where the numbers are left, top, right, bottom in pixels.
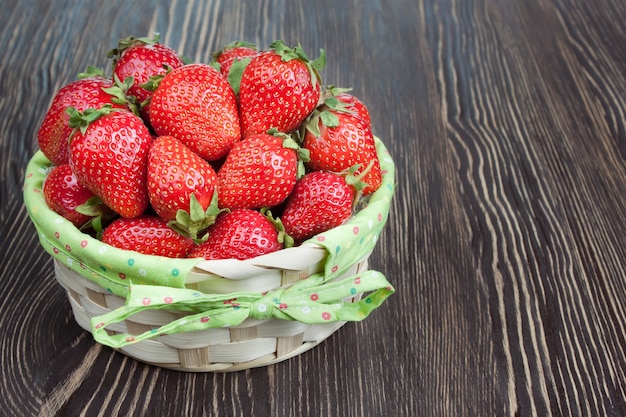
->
91, 269, 394, 348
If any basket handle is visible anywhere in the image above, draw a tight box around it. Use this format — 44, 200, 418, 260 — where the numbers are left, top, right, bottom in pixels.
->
90, 269, 394, 349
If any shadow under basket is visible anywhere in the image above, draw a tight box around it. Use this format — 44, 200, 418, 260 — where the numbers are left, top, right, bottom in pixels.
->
23, 137, 396, 372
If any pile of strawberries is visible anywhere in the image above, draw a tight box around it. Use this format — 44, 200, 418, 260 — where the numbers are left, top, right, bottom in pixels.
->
38, 34, 383, 261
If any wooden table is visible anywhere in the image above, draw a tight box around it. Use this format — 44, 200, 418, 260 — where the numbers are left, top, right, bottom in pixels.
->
2, 0, 625, 416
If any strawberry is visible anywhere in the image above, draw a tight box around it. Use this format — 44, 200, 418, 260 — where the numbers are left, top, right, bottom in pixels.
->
217, 131, 305, 210
331, 89, 371, 127
68, 106, 152, 218
149, 63, 240, 161
108, 33, 185, 118
238, 40, 326, 137
147, 136, 220, 240
43, 164, 110, 228
187, 209, 285, 260
302, 109, 382, 195
212, 40, 258, 78
101, 215, 194, 258
37, 73, 128, 166
212, 41, 258, 97
281, 171, 356, 242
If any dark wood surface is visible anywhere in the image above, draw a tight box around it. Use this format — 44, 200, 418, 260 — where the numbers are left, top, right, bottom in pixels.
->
2, 0, 625, 416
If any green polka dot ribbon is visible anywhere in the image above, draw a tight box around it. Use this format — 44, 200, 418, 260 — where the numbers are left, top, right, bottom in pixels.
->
91, 269, 394, 348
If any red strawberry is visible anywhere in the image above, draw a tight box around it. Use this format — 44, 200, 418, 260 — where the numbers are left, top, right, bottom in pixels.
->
212, 40, 258, 78
102, 215, 194, 258
302, 110, 382, 195
43, 164, 108, 228
37, 74, 127, 166
217, 131, 304, 210
187, 209, 284, 260
68, 106, 152, 218
315, 86, 371, 125
281, 171, 355, 242
333, 91, 371, 127
108, 33, 185, 118
149, 63, 240, 161
238, 40, 325, 137
147, 136, 220, 240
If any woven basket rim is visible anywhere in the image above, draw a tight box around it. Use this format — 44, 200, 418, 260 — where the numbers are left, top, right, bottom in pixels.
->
24, 136, 396, 296
53, 258, 373, 371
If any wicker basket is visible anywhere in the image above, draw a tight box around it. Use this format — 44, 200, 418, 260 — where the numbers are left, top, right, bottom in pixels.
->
23, 137, 396, 372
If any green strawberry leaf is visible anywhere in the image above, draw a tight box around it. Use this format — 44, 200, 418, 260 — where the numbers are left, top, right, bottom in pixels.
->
270, 40, 297, 61
269, 40, 326, 88
268, 128, 296, 147
77, 66, 106, 79
102, 74, 138, 115
75, 196, 106, 217
304, 112, 321, 138
138, 64, 171, 92
227, 56, 252, 96
307, 47, 326, 88
79, 215, 104, 238
78, 204, 118, 240
268, 128, 311, 177
213, 40, 257, 61
168, 192, 226, 243
309, 48, 326, 73
319, 110, 339, 128
323, 97, 340, 109
319, 92, 356, 116
343, 161, 375, 208
209, 60, 221, 72
66, 104, 117, 134
261, 208, 294, 249
107, 33, 160, 63
327, 85, 353, 96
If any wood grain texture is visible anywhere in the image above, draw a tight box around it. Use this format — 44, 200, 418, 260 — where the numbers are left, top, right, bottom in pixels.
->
1, 0, 625, 416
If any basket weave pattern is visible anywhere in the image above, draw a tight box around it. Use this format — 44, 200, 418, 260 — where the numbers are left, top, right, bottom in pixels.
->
55, 255, 368, 371
24, 137, 396, 372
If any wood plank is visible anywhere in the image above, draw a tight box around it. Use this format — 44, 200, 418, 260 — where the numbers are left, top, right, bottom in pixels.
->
1, 0, 625, 415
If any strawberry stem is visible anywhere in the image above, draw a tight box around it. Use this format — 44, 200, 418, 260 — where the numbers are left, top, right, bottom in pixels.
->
268, 128, 310, 177
102, 74, 137, 114
269, 40, 326, 88
168, 192, 226, 243
138, 65, 172, 92
77, 66, 106, 79
261, 208, 294, 249
75, 196, 107, 217
302, 88, 362, 138
343, 161, 375, 208
76, 196, 116, 239
66, 104, 117, 134
226, 57, 253, 96
326, 85, 353, 96
107, 33, 161, 64
211, 40, 257, 61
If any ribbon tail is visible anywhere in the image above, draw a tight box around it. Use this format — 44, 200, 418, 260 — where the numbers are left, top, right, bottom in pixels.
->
89, 270, 395, 349
334, 286, 394, 322
273, 270, 395, 323
90, 302, 250, 349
